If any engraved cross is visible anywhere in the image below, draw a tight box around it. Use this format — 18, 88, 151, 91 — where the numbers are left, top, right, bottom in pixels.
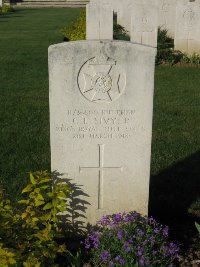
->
79, 144, 123, 210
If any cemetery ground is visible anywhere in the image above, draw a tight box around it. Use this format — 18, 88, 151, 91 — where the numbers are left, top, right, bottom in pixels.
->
0, 7, 200, 266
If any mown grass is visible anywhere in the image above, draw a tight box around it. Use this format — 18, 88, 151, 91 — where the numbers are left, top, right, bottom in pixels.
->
150, 66, 200, 228
0, 8, 200, 235
0, 8, 81, 199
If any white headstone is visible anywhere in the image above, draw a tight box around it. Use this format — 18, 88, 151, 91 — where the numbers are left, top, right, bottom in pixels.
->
130, 3, 158, 47
158, 0, 177, 38
86, 3, 113, 40
175, 0, 200, 55
0, 0, 3, 7
91, 0, 178, 38
49, 40, 156, 225
91, 0, 159, 34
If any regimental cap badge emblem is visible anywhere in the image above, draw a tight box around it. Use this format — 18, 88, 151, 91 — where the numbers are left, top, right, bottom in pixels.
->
77, 54, 126, 104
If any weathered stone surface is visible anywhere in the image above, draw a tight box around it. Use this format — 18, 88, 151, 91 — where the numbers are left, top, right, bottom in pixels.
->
175, 0, 200, 55
130, 3, 158, 47
49, 40, 156, 225
86, 3, 113, 40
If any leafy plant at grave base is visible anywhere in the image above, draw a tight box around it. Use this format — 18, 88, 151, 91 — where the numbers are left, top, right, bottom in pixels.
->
156, 27, 184, 65
0, 171, 72, 267
157, 27, 174, 50
0, 186, 17, 266
113, 23, 130, 41
61, 10, 86, 41
0, 5, 14, 13
84, 212, 180, 267
181, 52, 200, 66
156, 27, 177, 65
0, 244, 17, 267
156, 27, 200, 66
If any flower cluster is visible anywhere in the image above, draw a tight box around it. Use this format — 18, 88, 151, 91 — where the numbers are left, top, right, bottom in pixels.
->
84, 211, 180, 267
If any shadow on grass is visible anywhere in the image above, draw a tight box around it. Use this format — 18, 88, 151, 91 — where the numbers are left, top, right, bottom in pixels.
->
149, 150, 200, 245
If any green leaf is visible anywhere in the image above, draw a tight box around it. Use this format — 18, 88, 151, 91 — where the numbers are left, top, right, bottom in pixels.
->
39, 178, 52, 184
32, 217, 39, 223
18, 199, 29, 205
30, 173, 37, 185
34, 188, 40, 193
22, 184, 33, 194
43, 202, 53, 210
4, 205, 12, 210
40, 185, 49, 190
195, 222, 200, 233
35, 200, 45, 207
47, 192, 53, 198
21, 212, 27, 219
37, 193, 44, 201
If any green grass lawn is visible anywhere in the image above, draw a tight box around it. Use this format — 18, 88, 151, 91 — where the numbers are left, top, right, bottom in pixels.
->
0, 8, 200, 234
0, 8, 81, 199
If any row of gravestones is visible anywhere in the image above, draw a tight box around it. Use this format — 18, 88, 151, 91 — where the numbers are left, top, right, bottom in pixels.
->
88, 0, 200, 56
48, 0, 197, 227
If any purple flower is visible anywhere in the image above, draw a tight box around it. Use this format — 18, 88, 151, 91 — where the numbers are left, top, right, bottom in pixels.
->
162, 226, 169, 237
87, 232, 100, 249
117, 229, 124, 240
85, 239, 90, 249
153, 227, 160, 234
137, 246, 144, 257
115, 255, 125, 265
109, 260, 114, 266
124, 241, 131, 252
137, 229, 145, 237
101, 250, 110, 262
113, 213, 124, 223
152, 250, 157, 255
129, 238, 133, 243
107, 231, 113, 237
162, 242, 180, 258
139, 257, 145, 266
97, 215, 110, 226
137, 249, 143, 257
148, 216, 157, 225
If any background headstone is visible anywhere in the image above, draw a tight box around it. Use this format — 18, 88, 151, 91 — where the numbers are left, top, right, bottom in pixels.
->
49, 41, 156, 224
175, 0, 200, 55
86, 3, 113, 40
130, 3, 158, 47
158, 0, 177, 38
91, 0, 178, 39
91, 0, 159, 35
